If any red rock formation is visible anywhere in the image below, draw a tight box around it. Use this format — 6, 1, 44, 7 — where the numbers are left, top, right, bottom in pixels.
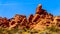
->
0, 4, 60, 30
28, 14, 34, 23
36, 4, 48, 15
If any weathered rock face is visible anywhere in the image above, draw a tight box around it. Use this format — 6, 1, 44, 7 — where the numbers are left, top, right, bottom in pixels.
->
32, 4, 53, 30
28, 14, 34, 23
0, 4, 60, 30
36, 4, 48, 15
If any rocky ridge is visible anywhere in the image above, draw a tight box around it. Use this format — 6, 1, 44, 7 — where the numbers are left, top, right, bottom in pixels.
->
0, 4, 60, 30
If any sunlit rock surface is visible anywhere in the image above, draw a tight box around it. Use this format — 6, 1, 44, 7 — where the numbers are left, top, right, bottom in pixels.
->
0, 4, 60, 31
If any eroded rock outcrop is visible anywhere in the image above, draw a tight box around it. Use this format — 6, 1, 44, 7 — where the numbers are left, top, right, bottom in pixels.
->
0, 4, 60, 31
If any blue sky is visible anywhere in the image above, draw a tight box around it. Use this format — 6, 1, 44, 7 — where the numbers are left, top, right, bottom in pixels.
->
0, 0, 60, 18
